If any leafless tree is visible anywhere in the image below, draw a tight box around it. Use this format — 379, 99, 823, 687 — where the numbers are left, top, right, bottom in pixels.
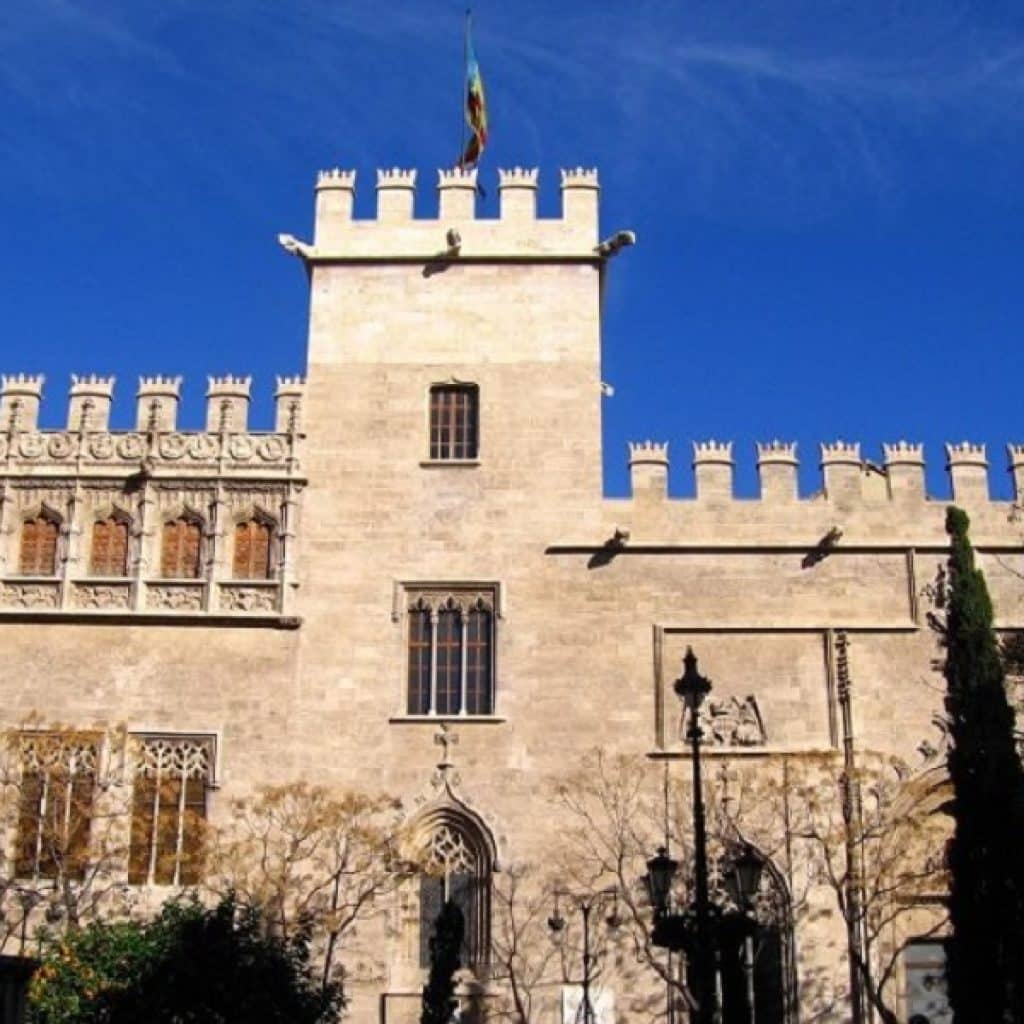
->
203, 781, 417, 992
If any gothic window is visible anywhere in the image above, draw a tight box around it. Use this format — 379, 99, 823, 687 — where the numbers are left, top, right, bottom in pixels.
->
699, 846, 797, 1024
18, 513, 60, 576
418, 818, 492, 972
89, 514, 130, 577
232, 516, 274, 580
160, 516, 203, 579
15, 733, 99, 881
128, 736, 213, 886
406, 590, 495, 716
429, 384, 479, 460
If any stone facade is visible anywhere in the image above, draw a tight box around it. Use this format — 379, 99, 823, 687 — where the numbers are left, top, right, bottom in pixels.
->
1, 165, 1022, 1023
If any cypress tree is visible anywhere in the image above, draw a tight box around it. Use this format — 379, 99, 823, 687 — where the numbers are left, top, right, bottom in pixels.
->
943, 506, 1024, 1024
420, 899, 464, 1024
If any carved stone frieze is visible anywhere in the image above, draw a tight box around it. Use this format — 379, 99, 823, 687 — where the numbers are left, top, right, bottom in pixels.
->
146, 582, 205, 611
696, 695, 767, 747
0, 581, 61, 609
219, 583, 277, 612
71, 581, 132, 610
2, 429, 294, 471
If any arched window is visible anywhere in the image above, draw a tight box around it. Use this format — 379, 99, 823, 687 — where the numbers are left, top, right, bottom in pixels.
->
232, 516, 274, 580
19, 514, 60, 576
89, 515, 130, 577
161, 516, 203, 579
429, 384, 479, 460
701, 846, 797, 1024
418, 812, 493, 974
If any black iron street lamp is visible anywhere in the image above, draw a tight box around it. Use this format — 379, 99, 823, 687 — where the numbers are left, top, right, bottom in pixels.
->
673, 646, 717, 1024
548, 888, 619, 1024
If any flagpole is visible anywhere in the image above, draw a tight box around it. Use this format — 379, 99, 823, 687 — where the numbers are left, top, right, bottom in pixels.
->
457, 9, 470, 169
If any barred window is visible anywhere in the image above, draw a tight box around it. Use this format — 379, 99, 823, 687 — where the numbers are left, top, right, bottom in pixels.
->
161, 516, 203, 579
15, 733, 99, 881
406, 590, 495, 716
232, 517, 274, 580
19, 514, 60, 576
89, 515, 130, 577
429, 385, 479, 460
128, 736, 213, 886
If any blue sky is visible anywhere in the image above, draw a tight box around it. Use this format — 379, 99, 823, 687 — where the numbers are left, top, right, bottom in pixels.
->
1, 0, 1022, 498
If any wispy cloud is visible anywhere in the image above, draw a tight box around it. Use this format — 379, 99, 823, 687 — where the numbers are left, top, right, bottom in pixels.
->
3, 0, 1024, 216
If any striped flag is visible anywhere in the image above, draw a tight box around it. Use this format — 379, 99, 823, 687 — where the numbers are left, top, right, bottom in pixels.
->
457, 17, 488, 170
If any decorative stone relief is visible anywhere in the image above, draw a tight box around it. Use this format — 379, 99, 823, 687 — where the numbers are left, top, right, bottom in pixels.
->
3, 429, 294, 471
257, 436, 287, 462
219, 584, 277, 612
21, 731, 99, 775
134, 734, 212, 781
88, 434, 115, 459
146, 583, 204, 611
47, 434, 74, 459
71, 582, 132, 610
0, 582, 61, 609
116, 435, 146, 460
18, 434, 45, 459
228, 436, 254, 461
188, 435, 219, 460
158, 434, 188, 460
696, 695, 766, 747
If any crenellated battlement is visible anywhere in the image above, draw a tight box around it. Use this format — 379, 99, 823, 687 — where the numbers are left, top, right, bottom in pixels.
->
291, 164, 607, 259
316, 167, 356, 189
625, 438, 1024, 504
0, 375, 304, 477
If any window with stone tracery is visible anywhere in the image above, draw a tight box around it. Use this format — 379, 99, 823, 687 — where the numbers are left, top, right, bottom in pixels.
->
18, 513, 60, 576
160, 516, 203, 579
419, 819, 491, 970
128, 735, 213, 886
406, 589, 495, 716
15, 732, 99, 881
89, 514, 130, 577
232, 516, 275, 580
